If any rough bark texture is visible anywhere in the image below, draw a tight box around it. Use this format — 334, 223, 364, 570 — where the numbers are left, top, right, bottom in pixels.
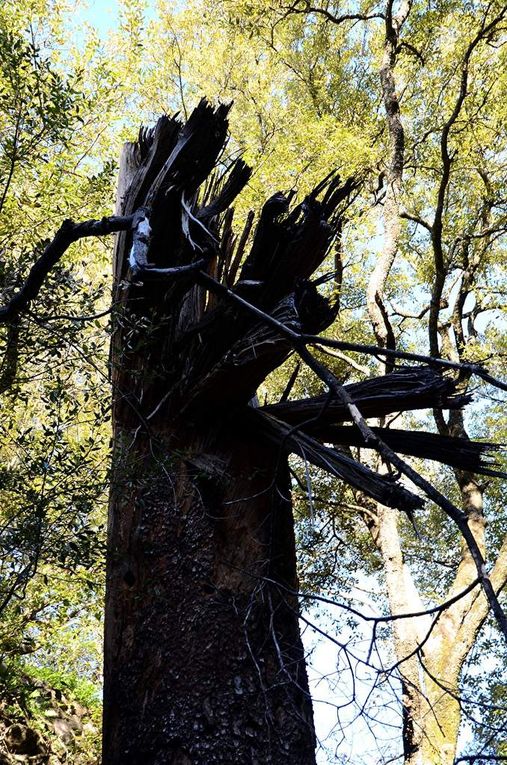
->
101, 101, 505, 765
104, 424, 314, 764
102, 101, 357, 764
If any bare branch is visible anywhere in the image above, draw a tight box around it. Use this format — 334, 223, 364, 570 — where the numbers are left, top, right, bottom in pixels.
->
279, 2, 384, 25
192, 267, 507, 639
397, 40, 425, 65
391, 303, 431, 319
400, 210, 433, 233
301, 333, 507, 393
430, 4, 507, 355
259, 572, 481, 627
314, 343, 370, 374
250, 408, 424, 511
0, 214, 136, 323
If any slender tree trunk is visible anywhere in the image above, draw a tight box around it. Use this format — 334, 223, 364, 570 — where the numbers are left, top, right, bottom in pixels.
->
376, 506, 427, 763
364, 6, 478, 762
373, 435, 496, 765
366, 6, 427, 758
373, 504, 464, 765
366, 0, 408, 354
417, 666, 462, 765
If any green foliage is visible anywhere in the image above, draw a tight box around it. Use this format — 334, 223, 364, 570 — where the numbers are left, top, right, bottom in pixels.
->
22, 665, 100, 713
0, 4, 122, 759
0, 655, 101, 763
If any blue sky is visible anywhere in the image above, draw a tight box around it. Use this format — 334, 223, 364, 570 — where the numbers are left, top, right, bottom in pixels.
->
77, 0, 120, 36
76, 0, 159, 36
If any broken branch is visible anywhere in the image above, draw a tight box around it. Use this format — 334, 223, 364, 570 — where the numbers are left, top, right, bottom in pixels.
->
194, 268, 507, 640
0, 214, 136, 323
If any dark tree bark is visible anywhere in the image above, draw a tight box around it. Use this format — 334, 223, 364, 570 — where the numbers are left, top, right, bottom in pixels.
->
99, 101, 507, 765
104, 423, 314, 764
102, 101, 349, 764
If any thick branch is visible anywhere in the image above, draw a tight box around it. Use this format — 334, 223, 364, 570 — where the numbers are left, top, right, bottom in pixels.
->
265, 366, 469, 422
400, 210, 433, 233
0, 214, 136, 323
248, 408, 424, 512
309, 425, 506, 478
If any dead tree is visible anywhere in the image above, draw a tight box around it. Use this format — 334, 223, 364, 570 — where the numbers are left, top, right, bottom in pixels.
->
1, 101, 505, 764
101, 101, 506, 764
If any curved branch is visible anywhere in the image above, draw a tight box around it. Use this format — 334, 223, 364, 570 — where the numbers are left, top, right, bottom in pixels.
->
280, 3, 384, 25
0, 214, 136, 323
430, 4, 507, 355
400, 210, 433, 233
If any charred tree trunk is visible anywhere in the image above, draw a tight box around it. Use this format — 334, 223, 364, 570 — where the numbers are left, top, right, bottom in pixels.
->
104, 422, 314, 764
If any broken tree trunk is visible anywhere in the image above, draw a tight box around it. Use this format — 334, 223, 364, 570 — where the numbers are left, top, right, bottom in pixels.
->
101, 101, 505, 764
103, 101, 353, 764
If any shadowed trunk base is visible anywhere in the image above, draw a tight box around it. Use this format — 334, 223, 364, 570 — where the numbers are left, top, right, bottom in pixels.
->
103, 418, 316, 764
